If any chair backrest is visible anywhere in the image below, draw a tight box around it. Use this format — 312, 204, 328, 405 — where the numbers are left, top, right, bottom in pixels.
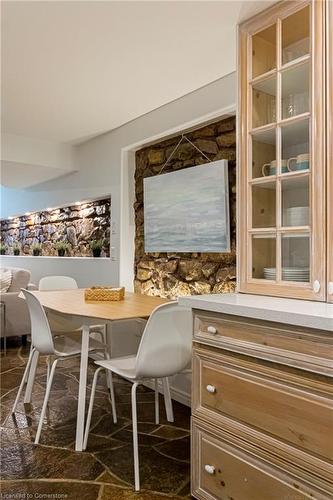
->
21, 289, 55, 355
39, 275, 78, 291
135, 302, 192, 379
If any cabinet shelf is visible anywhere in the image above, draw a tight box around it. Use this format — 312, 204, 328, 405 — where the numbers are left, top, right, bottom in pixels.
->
250, 69, 277, 86
251, 112, 310, 134
250, 54, 310, 86
281, 53, 310, 71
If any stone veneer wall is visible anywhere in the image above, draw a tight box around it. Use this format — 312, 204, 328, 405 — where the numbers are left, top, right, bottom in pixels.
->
0, 198, 111, 257
134, 117, 236, 299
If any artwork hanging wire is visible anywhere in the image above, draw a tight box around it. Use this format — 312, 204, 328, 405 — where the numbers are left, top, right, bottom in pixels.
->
158, 134, 211, 175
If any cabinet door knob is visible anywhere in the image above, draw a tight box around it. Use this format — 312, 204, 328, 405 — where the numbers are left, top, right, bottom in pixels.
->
204, 464, 215, 475
206, 384, 216, 394
313, 280, 321, 293
328, 282, 333, 296
207, 326, 217, 334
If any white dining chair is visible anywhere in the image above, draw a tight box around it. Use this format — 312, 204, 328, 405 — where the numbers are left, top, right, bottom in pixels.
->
83, 302, 192, 491
39, 275, 78, 290
11, 289, 117, 445
39, 275, 107, 342
22, 275, 108, 403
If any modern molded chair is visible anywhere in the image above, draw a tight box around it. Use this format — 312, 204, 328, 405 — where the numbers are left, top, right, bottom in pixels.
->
11, 289, 116, 444
39, 275, 78, 291
83, 302, 192, 491
22, 275, 107, 401
38, 275, 106, 341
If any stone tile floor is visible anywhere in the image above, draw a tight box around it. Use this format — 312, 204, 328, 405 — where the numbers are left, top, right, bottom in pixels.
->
0, 338, 191, 500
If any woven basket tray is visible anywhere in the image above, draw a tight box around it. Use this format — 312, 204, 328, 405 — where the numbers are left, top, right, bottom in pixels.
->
84, 286, 125, 302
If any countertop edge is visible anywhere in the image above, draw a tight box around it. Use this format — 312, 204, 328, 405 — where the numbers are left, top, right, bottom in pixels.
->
178, 294, 333, 331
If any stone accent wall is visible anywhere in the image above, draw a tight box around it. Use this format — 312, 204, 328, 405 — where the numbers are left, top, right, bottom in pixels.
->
134, 117, 236, 299
0, 198, 111, 257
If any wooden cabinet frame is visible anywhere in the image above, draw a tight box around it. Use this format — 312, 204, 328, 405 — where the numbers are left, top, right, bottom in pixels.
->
237, 0, 326, 301
327, 0, 333, 303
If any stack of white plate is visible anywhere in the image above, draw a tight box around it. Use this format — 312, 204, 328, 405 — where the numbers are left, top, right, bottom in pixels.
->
263, 267, 310, 281
283, 206, 309, 226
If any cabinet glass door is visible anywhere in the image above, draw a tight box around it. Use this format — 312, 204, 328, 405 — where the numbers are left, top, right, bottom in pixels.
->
239, 0, 326, 300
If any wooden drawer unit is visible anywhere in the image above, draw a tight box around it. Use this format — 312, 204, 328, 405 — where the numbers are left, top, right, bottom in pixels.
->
192, 418, 330, 500
193, 345, 333, 461
194, 310, 333, 376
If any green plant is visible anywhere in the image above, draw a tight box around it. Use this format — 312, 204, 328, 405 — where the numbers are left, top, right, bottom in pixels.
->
0, 243, 7, 255
90, 239, 104, 250
90, 239, 104, 257
31, 243, 42, 256
13, 243, 21, 256
54, 241, 69, 256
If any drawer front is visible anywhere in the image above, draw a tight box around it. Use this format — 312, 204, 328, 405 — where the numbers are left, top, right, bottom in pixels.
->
192, 419, 315, 500
193, 347, 333, 461
194, 311, 333, 375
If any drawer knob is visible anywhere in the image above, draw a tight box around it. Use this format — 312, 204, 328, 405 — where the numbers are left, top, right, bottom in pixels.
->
207, 326, 217, 334
206, 384, 216, 394
204, 464, 215, 475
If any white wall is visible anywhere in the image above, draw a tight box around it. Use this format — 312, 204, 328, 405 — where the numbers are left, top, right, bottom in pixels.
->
0, 256, 113, 288
1, 74, 236, 406
2, 133, 74, 171
1, 133, 76, 189
1, 73, 236, 288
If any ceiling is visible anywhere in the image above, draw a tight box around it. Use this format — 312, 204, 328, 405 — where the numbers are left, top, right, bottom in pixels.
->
1, 0, 276, 146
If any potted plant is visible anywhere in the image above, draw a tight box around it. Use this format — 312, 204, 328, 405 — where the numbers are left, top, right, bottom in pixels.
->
0, 243, 7, 255
31, 243, 42, 256
90, 239, 103, 257
13, 244, 21, 256
55, 241, 69, 257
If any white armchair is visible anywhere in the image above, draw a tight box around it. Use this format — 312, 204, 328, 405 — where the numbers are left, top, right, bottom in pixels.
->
0, 267, 37, 348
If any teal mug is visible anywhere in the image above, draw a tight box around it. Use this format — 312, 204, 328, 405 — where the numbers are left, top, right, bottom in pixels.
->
262, 160, 288, 176
287, 153, 310, 172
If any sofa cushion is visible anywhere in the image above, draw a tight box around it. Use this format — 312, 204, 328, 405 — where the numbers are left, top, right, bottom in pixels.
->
0, 269, 12, 293
0, 267, 31, 292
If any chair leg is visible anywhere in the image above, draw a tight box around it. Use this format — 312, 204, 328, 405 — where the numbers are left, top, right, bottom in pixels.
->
24, 350, 39, 403
107, 370, 117, 424
154, 379, 159, 425
162, 378, 174, 423
11, 347, 36, 414
34, 358, 59, 445
104, 351, 111, 386
83, 366, 103, 450
46, 356, 51, 385
92, 324, 107, 345
131, 382, 140, 491
101, 324, 107, 345
23, 343, 34, 384
104, 352, 117, 423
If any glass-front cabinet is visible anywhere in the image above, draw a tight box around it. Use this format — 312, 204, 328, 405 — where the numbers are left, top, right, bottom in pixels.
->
238, 0, 327, 301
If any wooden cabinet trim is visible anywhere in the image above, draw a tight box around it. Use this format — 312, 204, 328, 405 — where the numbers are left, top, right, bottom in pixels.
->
327, 0, 333, 303
193, 345, 333, 404
192, 346, 333, 461
192, 417, 332, 500
193, 311, 333, 376
239, 0, 310, 35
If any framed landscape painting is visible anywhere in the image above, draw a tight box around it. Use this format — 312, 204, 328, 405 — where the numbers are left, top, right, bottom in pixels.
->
144, 160, 230, 253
